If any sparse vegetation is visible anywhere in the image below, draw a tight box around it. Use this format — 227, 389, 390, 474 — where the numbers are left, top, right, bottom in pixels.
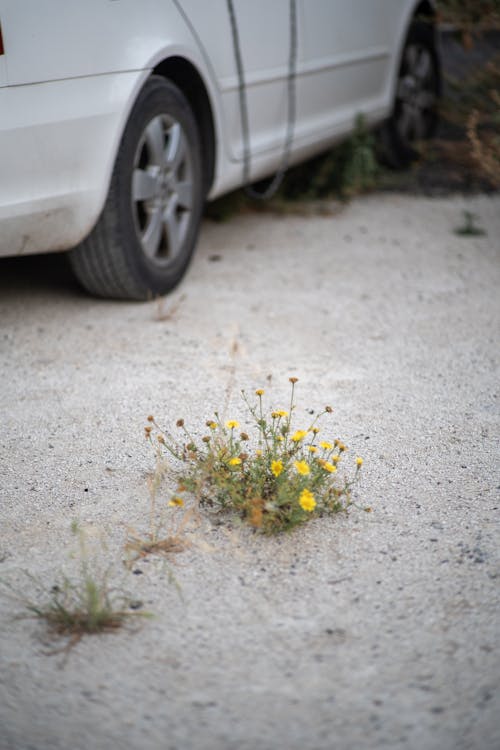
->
454, 209, 487, 236
277, 116, 380, 202
436, 1, 500, 190
206, 116, 380, 219
2, 522, 150, 656
147, 378, 368, 535
437, 0, 500, 37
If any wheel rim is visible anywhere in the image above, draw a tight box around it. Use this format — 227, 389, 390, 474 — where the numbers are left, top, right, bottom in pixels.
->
131, 114, 194, 264
395, 43, 437, 144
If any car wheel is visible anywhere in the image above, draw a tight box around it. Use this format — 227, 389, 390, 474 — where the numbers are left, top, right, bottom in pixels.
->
380, 21, 440, 168
70, 75, 204, 300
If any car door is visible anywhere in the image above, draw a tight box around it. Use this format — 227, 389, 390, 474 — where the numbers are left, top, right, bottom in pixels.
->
176, 0, 290, 162
296, 0, 404, 139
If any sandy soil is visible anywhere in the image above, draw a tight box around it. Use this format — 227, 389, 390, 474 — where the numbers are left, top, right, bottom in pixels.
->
0, 193, 499, 750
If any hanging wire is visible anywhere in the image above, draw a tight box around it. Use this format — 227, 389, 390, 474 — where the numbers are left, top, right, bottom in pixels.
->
226, 0, 297, 200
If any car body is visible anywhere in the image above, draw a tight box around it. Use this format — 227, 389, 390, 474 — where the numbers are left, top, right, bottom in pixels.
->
0, 0, 439, 298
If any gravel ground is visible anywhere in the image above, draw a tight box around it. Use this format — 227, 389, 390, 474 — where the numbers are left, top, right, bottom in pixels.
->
0, 193, 499, 750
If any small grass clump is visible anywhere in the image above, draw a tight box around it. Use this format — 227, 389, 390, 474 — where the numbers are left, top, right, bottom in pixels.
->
7, 523, 150, 653
454, 209, 487, 236
27, 573, 131, 638
147, 378, 368, 534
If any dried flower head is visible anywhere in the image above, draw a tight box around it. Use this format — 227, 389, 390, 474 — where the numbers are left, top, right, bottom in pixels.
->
176, 419, 184, 428
168, 497, 184, 507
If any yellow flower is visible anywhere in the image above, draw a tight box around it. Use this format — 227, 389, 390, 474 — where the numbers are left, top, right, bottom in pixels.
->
206, 420, 217, 430
255, 389, 265, 396
256, 449, 263, 457
322, 462, 337, 473
294, 460, 310, 476
168, 497, 184, 507
291, 430, 308, 442
226, 420, 240, 429
271, 460, 283, 477
312, 427, 320, 435
272, 410, 288, 419
299, 488, 316, 512
276, 436, 284, 442
229, 457, 242, 466
331, 454, 340, 463
320, 441, 333, 450
308, 446, 318, 454
356, 456, 363, 467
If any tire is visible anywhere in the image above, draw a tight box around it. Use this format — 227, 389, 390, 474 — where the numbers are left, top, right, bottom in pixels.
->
380, 20, 440, 168
70, 76, 205, 300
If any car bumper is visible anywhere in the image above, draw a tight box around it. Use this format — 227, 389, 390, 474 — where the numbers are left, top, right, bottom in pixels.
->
0, 69, 145, 257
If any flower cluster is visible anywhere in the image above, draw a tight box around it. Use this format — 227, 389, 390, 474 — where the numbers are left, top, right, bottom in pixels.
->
146, 378, 366, 534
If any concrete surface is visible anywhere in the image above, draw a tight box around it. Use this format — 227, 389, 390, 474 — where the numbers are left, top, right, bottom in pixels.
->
0, 193, 499, 750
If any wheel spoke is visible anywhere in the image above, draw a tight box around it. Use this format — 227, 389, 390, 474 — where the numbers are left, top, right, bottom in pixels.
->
175, 180, 194, 210
397, 77, 412, 101
163, 198, 181, 258
415, 49, 432, 82
145, 117, 167, 167
405, 44, 418, 75
165, 124, 187, 172
132, 167, 159, 202
142, 206, 163, 259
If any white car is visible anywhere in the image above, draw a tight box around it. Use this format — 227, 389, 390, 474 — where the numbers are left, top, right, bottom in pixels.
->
0, 0, 439, 299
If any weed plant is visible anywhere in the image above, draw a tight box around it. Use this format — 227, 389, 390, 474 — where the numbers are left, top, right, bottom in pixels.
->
147, 378, 368, 534
205, 115, 380, 220
3, 523, 150, 654
275, 115, 379, 202
454, 209, 487, 235
437, 0, 500, 36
